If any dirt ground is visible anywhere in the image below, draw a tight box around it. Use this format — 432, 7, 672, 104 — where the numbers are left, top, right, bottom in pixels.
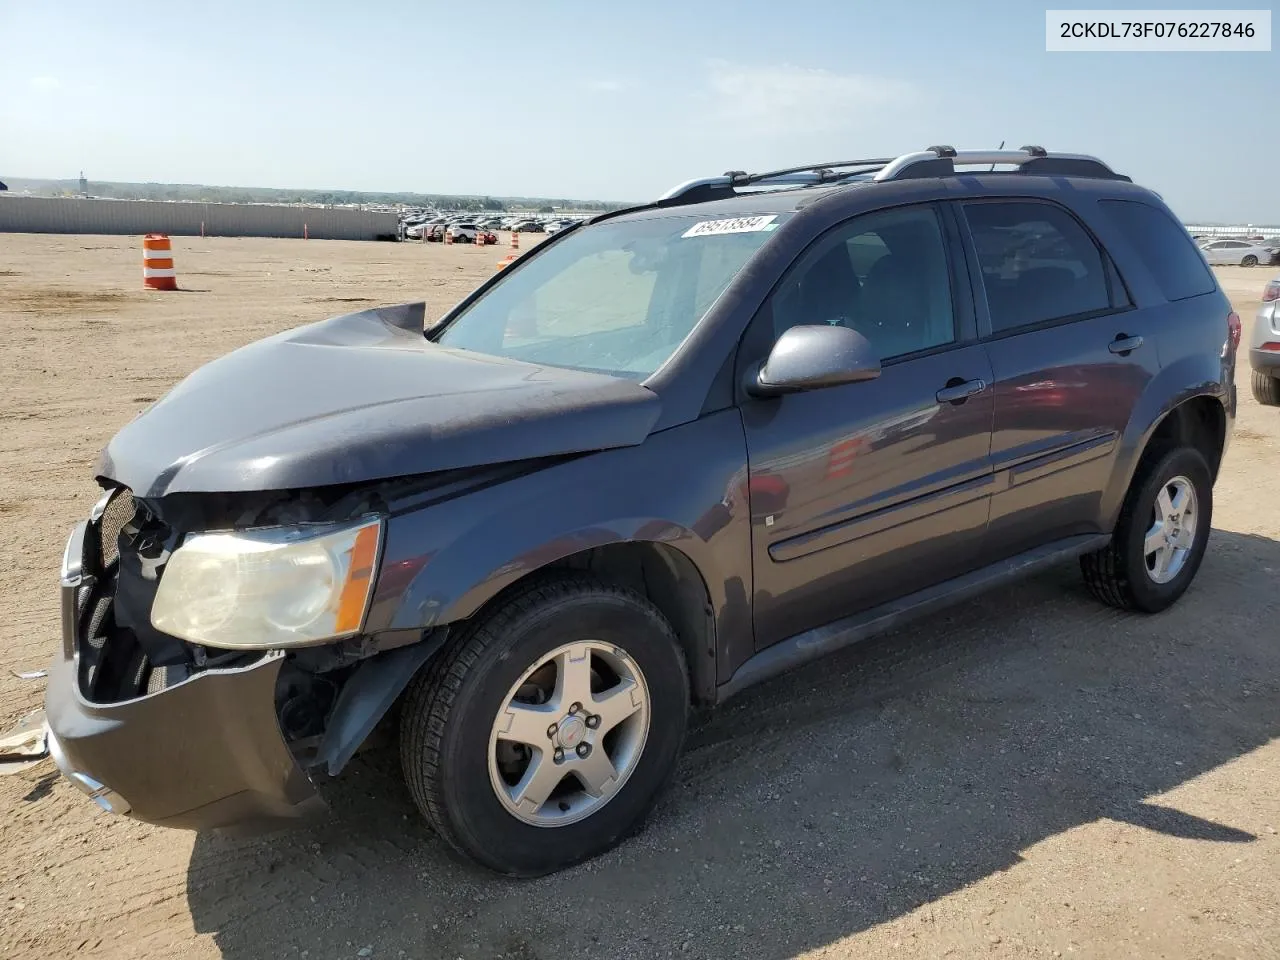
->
1, 234, 1277, 960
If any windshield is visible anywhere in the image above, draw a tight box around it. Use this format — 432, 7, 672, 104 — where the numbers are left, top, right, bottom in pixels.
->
433, 213, 785, 378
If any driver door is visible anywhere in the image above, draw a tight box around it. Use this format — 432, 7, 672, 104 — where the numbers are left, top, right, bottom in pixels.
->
739, 204, 996, 648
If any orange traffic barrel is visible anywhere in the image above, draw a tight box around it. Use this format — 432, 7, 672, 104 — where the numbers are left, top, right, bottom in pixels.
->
825, 436, 865, 480
142, 234, 177, 290
510, 229, 519, 250
495, 253, 519, 271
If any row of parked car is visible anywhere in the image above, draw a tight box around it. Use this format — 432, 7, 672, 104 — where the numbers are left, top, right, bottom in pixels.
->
1194, 236, 1280, 266
401, 213, 587, 242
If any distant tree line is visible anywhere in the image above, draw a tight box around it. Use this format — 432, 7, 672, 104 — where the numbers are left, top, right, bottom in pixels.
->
5, 177, 628, 212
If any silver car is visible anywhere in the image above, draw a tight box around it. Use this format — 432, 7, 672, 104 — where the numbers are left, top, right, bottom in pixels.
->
1250, 276, 1280, 405
1200, 238, 1274, 267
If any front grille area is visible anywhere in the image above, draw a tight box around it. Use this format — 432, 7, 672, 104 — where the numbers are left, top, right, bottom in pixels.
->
96, 489, 136, 569
76, 487, 190, 703
76, 565, 152, 704
71, 487, 271, 703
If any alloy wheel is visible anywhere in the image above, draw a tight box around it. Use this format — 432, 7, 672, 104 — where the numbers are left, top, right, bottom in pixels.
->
1143, 475, 1198, 584
487, 641, 650, 827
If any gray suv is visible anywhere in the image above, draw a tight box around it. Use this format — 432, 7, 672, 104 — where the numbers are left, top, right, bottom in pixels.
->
45, 146, 1238, 876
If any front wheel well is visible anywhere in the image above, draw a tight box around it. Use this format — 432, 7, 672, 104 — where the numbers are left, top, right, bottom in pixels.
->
454, 542, 717, 706
549, 543, 716, 706
1142, 396, 1226, 482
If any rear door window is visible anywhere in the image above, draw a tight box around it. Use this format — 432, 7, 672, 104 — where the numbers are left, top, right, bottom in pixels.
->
1099, 199, 1216, 301
961, 200, 1114, 334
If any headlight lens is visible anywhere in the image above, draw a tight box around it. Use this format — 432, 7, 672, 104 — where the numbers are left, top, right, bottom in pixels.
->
151, 519, 382, 649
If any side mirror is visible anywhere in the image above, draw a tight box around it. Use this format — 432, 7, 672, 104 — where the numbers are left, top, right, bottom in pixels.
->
749, 325, 881, 398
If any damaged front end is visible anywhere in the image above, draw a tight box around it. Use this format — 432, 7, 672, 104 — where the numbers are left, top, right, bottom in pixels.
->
44, 481, 442, 831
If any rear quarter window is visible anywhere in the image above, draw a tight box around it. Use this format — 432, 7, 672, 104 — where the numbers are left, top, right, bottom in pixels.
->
1099, 199, 1217, 302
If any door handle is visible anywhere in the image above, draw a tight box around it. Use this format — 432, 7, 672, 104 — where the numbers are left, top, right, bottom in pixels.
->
935, 378, 987, 405
1108, 334, 1144, 355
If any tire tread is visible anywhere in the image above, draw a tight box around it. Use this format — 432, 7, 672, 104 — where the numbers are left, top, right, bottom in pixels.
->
1080, 445, 1211, 613
1251, 369, 1280, 406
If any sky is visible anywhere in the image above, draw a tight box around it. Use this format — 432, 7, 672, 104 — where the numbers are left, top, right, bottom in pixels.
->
2, 0, 1277, 221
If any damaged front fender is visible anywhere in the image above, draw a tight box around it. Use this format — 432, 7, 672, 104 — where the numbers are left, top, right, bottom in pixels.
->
310, 631, 447, 776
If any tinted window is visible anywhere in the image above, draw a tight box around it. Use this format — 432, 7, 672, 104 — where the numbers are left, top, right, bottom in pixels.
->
1099, 199, 1217, 302
963, 201, 1111, 333
769, 205, 955, 361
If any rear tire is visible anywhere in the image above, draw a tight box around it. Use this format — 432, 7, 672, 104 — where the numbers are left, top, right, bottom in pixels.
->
399, 574, 689, 876
1081, 446, 1212, 613
1242, 255, 1259, 267
1252, 369, 1280, 406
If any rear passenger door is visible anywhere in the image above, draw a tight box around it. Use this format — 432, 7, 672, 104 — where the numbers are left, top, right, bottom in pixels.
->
956, 199, 1159, 559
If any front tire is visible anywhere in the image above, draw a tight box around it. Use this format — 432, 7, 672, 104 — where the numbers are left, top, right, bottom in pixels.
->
1081, 446, 1213, 613
399, 575, 689, 876
1252, 369, 1280, 406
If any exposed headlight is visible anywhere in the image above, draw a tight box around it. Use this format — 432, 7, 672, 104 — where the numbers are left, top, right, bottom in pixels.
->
151, 519, 382, 650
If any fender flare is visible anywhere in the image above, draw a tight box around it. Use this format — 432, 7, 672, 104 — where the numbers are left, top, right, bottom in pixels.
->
1100, 353, 1230, 529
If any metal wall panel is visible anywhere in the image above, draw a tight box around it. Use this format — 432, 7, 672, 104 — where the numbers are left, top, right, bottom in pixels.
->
1184, 224, 1280, 239
0, 197, 399, 241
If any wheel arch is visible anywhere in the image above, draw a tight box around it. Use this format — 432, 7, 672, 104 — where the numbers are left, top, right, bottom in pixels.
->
446, 539, 718, 706
1144, 394, 1228, 479
315, 536, 719, 778
1103, 383, 1228, 531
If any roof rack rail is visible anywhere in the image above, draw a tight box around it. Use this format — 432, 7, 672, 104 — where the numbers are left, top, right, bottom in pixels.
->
872, 145, 1129, 182
656, 158, 893, 207
656, 145, 1129, 206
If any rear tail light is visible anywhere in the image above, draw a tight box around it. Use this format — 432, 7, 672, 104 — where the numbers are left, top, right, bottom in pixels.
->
1263, 281, 1280, 303
1260, 342, 1280, 353
1227, 312, 1242, 351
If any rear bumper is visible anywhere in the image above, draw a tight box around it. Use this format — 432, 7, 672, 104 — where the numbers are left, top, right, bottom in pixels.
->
44, 521, 324, 832
1250, 348, 1280, 373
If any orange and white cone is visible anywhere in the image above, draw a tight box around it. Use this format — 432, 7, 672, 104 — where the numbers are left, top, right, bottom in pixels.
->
510, 230, 519, 251
142, 234, 177, 291
825, 437, 864, 480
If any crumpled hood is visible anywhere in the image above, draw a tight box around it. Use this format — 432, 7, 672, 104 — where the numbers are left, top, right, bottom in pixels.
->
98, 302, 662, 497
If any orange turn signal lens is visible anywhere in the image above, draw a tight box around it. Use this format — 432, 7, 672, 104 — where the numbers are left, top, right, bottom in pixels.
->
335, 523, 381, 634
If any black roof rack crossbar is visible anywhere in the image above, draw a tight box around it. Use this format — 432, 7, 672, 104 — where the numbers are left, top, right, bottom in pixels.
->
873, 147, 1129, 182
656, 158, 893, 207
656, 146, 1130, 207
728, 158, 896, 187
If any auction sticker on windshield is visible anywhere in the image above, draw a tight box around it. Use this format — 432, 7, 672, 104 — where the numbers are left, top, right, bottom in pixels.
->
682, 215, 778, 238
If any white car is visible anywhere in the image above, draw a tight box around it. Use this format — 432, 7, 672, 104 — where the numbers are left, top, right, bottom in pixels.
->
1199, 238, 1275, 267
446, 223, 478, 243
1248, 275, 1280, 406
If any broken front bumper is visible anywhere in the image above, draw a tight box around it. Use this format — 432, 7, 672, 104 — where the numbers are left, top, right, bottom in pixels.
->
44, 520, 324, 831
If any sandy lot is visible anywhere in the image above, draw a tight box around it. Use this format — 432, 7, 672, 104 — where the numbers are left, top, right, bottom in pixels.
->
1, 235, 1278, 960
